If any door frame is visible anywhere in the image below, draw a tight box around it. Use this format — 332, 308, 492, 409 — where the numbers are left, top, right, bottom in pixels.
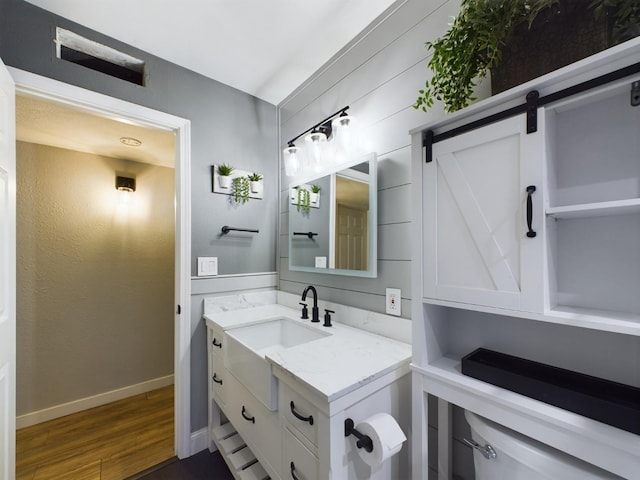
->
9, 67, 192, 459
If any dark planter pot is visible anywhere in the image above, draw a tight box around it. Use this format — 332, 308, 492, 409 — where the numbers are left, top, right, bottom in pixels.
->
491, 0, 615, 95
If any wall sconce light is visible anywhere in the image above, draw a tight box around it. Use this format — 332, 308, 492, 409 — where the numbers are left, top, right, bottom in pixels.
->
116, 175, 136, 192
116, 175, 136, 205
283, 106, 356, 177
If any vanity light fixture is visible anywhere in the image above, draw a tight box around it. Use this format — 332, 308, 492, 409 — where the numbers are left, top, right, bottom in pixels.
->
283, 106, 355, 177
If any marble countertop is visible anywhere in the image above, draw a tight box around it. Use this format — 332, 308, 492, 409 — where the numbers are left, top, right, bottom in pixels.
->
203, 303, 411, 403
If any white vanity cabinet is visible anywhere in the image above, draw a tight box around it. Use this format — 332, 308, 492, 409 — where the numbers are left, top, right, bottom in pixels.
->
205, 302, 412, 480
411, 38, 640, 480
424, 113, 545, 313
276, 370, 411, 480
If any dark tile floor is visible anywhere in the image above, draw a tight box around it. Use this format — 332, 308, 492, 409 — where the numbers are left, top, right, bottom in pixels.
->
131, 450, 234, 480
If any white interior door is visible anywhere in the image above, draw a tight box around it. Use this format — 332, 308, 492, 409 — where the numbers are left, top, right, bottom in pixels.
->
0, 57, 16, 480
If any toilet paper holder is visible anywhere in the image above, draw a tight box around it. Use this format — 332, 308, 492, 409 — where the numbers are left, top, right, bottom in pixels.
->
345, 418, 374, 452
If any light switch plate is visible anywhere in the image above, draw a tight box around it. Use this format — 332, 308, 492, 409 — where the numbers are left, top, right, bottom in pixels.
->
197, 257, 218, 276
315, 256, 327, 268
386, 288, 401, 316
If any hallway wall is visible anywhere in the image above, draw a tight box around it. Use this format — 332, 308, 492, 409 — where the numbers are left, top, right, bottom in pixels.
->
16, 142, 175, 419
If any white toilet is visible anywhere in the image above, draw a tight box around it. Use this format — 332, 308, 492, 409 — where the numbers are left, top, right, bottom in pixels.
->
464, 410, 622, 480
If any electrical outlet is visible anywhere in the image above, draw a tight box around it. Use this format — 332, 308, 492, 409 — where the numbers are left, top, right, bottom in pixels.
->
197, 257, 218, 276
386, 288, 401, 316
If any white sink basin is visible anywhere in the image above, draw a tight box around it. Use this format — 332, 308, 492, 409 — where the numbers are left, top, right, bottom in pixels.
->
224, 317, 330, 410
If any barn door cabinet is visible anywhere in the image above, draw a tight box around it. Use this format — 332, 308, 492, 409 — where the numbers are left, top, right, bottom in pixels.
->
411, 37, 640, 480
423, 113, 545, 313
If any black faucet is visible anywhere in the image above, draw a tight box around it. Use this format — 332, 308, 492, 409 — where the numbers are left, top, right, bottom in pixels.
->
301, 285, 320, 322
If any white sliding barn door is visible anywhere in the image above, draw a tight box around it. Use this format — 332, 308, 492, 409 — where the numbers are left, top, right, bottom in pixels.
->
423, 114, 544, 313
0, 57, 16, 480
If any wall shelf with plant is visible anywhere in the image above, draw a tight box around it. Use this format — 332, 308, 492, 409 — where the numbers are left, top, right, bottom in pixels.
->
290, 184, 320, 214
211, 164, 264, 201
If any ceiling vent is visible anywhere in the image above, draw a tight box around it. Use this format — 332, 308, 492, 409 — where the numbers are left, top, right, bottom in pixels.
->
55, 28, 145, 86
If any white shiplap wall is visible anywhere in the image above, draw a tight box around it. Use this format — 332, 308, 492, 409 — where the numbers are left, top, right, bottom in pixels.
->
277, 1, 488, 478
278, 0, 479, 315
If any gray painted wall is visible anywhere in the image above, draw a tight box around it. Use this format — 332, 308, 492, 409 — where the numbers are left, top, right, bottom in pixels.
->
1, 0, 278, 433
0, 0, 278, 277
16, 143, 175, 415
277, 0, 481, 477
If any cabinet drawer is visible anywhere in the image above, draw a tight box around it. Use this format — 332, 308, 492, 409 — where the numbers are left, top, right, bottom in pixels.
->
280, 384, 319, 447
283, 427, 318, 480
211, 328, 224, 357
211, 367, 227, 406
226, 377, 281, 479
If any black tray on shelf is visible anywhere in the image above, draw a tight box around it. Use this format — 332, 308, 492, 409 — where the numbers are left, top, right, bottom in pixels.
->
461, 348, 640, 435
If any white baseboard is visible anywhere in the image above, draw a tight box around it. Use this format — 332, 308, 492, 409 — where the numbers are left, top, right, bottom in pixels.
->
16, 374, 174, 429
190, 427, 209, 456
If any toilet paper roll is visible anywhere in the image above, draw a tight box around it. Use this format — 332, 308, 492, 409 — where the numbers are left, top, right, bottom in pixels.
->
355, 413, 407, 467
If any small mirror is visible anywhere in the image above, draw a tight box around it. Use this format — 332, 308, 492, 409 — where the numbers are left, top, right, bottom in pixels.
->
288, 153, 377, 277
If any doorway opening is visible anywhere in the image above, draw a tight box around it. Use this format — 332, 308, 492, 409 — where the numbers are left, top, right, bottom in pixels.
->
10, 67, 192, 475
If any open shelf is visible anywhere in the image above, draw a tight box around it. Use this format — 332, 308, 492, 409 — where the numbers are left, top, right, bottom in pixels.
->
411, 357, 640, 479
212, 422, 271, 480
547, 305, 640, 334
546, 197, 640, 219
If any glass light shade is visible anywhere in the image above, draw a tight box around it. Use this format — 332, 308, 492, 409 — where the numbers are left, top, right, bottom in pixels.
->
304, 130, 327, 172
331, 114, 357, 165
283, 145, 301, 177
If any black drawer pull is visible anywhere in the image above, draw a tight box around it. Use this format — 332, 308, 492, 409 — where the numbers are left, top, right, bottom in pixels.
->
212, 338, 222, 348
241, 406, 255, 424
290, 401, 314, 425
290, 461, 300, 480
212, 373, 223, 385
526, 185, 537, 238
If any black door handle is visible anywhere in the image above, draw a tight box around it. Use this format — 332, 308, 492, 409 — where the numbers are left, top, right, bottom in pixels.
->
290, 461, 300, 480
212, 338, 222, 348
526, 185, 537, 238
212, 373, 223, 385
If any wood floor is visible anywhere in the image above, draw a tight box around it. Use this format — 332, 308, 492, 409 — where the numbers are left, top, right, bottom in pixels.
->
17, 385, 175, 480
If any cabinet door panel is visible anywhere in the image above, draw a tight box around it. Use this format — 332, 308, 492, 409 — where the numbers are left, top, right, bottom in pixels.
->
424, 114, 544, 312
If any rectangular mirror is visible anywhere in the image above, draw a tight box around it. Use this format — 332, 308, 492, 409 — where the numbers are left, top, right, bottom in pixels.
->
288, 153, 377, 277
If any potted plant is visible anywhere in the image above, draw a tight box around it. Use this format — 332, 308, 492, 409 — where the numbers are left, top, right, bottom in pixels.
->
296, 187, 311, 214
310, 184, 321, 204
232, 176, 250, 204
217, 163, 234, 189
414, 0, 638, 113
247, 172, 263, 194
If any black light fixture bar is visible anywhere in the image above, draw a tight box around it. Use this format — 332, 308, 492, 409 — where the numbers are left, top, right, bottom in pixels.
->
286, 106, 350, 146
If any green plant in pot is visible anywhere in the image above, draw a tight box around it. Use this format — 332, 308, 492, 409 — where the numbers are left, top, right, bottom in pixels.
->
217, 163, 234, 189
232, 176, 250, 204
310, 184, 321, 202
247, 172, 263, 194
414, 0, 559, 113
296, 187, 311, 214
414, 0, 639, 113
